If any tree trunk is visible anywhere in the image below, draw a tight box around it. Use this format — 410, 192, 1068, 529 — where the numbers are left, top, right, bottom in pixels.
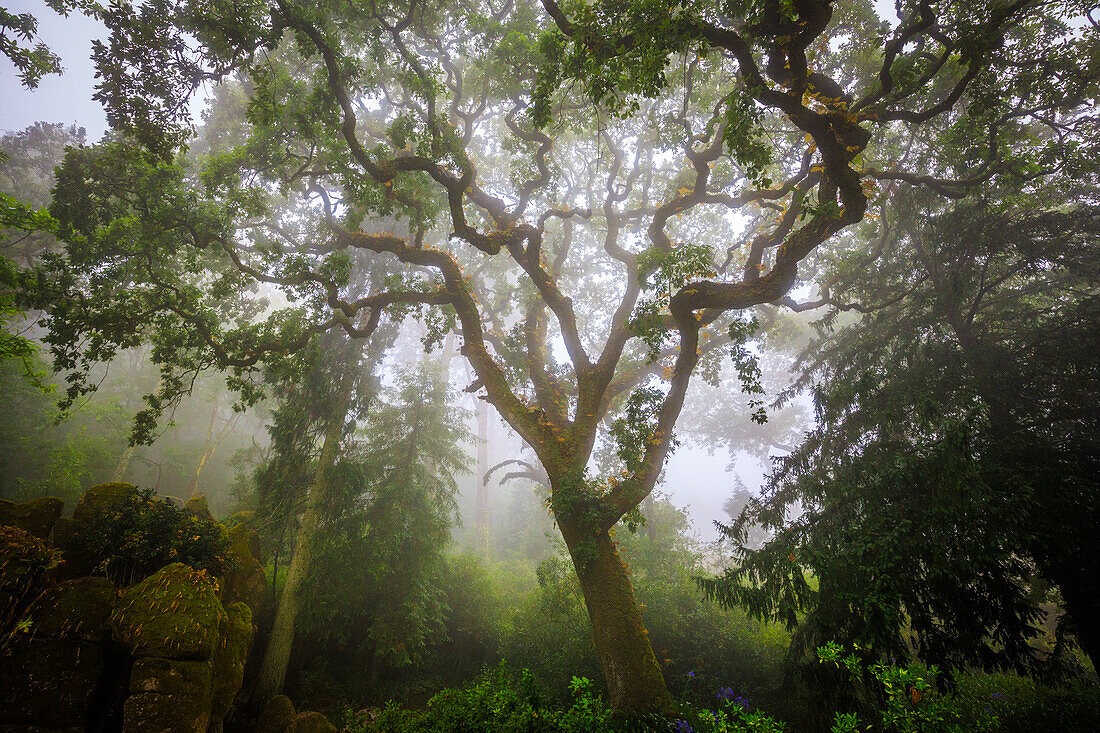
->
256, 415, 343, 702
559, 521, 670, 714
111, 444, 134, 482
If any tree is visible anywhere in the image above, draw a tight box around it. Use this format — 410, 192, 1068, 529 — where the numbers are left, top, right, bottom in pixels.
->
701, 183, 1100, 713
1, 122, 87, 377
26, 0, 1099, 712
295, 363, 468, 694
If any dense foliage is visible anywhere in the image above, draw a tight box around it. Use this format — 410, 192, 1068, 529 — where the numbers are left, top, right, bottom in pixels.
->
702, 184, 1100, 722
63, 486, 235, 584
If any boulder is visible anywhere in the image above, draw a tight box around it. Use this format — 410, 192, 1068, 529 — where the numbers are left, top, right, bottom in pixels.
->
111, 563, 226, 660
0, 525, 51, 632
0, 636, 104, 729
255, 696, 339, 733
294, 712, 339, 733
184, 493, 213, 520
72, 482, 138, 523
227, 511, 264, 560
22, 576, 116, 642
22, 576, 117, 638
220, 522, 268, 613
256, 695, 297, 733
0, 496, 63, 539
122, 657, 212, 733
209, 601, 253, 720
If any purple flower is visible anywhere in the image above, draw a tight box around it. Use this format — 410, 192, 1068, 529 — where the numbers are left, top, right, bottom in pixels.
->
717, 686, 736, 702
991, 693, 1003, 700
673, 721, 694, 733
687, 670, 695, 678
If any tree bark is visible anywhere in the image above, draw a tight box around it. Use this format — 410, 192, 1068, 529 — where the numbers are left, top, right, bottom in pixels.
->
559, 520, 670, 714
110, 444, 134, 482
256, 414, 343, 702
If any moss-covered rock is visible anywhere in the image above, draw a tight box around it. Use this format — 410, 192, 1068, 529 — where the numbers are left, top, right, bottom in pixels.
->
184, 493, 213, 520
0, 525, 51, 633
22, 576, 117, 642
72, 482, 138, 523
293, 711, 339, 733
254, 696, 338, 733
0, 497, 63, 539
128, 655, 212, 697
210, 600, 253, 720
257, 694, 297, 733
0, 636, 104, 729
220, 522, 268, 613
111, 562, 226, 659
227, 510, 264, 560
123, 657, 212, 733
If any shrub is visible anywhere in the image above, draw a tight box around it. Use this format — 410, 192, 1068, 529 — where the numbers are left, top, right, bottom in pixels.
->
346, 663, 792, 733
816, 642, 999, 732
62, 487, 233, 584
952, 671, 1100, 733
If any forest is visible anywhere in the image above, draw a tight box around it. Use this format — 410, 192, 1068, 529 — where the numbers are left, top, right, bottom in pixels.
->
0, 0, 1098, 731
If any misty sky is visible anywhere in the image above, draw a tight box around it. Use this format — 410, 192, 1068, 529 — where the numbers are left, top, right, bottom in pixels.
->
0, 2, 107, 139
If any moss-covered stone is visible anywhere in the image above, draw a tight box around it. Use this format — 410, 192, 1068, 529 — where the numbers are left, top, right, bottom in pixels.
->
293, 711, 339, 733
23, 576, 117, 641
123, 658, 212, 733
0, 636, 104, 728
111, 562, 227, 659
128, 655, 212, 697
72, 482, 138, 523
51, 516, 92, 579
0, 497, 63, 539
257, 694, 297, 733
220, 522, 268, 613
1, 525, 51, 632
183, 493, 212, 520
210, 600, 253, 720
228, 510, 264, 560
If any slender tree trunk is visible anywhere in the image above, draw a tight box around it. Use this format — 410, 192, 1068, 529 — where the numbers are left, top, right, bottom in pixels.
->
559, 520, 670, 714
256, 415, 343, 702
188, 400, 219, 496
476, 400, 490, 558
111, 444, 135, 482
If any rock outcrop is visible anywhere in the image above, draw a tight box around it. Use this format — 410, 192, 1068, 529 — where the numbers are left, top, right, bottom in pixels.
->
0, 524, 51, 633
0, 484, 262, 733
0, 576, 123, 731
0, 496, 63, 539
110, 563, 254, 732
